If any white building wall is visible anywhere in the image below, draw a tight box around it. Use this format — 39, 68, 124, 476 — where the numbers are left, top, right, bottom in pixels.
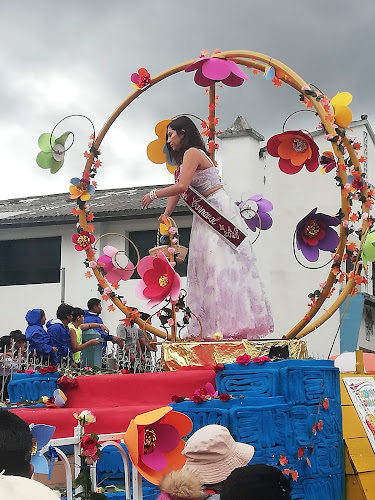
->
1, 121, 373, 358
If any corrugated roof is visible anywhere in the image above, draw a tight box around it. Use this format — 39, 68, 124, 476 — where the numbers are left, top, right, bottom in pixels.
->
0, 185, 191, 228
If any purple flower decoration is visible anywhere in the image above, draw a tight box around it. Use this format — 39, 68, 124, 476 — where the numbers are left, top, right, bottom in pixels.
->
296, 208, 340, 262
239, 195, 273, 231
185, 56, 249, 87
319, 151, 336, 174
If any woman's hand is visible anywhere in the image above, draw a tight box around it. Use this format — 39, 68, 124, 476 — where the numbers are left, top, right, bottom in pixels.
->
142, 193, 152, 209
158, 214, 168, 223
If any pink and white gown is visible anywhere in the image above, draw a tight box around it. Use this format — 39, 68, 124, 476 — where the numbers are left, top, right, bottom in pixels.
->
181, 161, 274, 340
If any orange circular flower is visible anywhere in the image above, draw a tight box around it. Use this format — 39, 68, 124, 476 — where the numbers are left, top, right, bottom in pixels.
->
267, 131, 319, 174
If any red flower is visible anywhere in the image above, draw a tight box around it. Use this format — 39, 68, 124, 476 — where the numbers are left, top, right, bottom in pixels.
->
219, 393, 231, 402
121, 369, 130, 374
236, 353, 251, 365
171, 395, 185, 403
252, 356, 271, 364
323, 398, 329, 410
39, 366, 58, 374
72, 231, 95, 251
267, 131, 319, 174
81, 435, 99, 461
130, 68, 151, 89
191, 394, 207, 404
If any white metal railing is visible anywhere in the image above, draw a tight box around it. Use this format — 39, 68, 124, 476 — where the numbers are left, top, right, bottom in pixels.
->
0, 341, 162, 403
41, 425, 143, 499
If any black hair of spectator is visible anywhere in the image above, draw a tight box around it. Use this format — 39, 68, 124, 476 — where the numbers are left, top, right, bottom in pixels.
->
87, 298, 101, 311
56, 303, 74, 321
0, 336, 11, 350
221, 464, 292, 500
40, 309, 45, 318
72, 307, 85, 321
0, 411, 33, 477
9, 330, 26, 344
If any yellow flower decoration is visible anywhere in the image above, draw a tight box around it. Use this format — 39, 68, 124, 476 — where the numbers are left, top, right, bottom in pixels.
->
330, 92, 352, 128
146, 119, 176, 175
159, 216, 172, 235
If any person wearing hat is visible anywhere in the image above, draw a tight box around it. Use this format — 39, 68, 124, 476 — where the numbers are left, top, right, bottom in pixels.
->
221, 464, 292, 500
181, 424, 255, 498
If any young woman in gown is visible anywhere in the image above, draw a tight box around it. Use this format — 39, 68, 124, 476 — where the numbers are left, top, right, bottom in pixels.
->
142, 116, 273, 340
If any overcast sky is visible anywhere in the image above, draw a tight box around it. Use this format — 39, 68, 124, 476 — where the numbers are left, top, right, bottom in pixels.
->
1, 0, 374, 200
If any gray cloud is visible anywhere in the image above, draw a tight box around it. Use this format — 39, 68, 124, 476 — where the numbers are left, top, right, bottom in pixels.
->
0, 0, 374, 198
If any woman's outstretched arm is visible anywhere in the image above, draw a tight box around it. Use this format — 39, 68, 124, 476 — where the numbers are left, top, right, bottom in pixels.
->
142, 148, 201, 208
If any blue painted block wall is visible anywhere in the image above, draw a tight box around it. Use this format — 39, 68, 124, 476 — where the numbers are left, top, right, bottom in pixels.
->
96, 359, 344, 500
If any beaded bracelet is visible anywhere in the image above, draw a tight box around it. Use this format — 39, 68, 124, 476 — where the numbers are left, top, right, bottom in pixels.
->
149, 189, 158, 201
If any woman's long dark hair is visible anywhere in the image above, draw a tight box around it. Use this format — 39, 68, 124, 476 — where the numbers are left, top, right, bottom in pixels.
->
166, 116, 208, 165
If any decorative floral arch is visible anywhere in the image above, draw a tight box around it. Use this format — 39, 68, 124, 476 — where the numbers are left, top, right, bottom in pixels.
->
57, 50, 371, 341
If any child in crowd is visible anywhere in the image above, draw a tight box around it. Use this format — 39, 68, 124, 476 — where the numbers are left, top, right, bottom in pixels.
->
25, 309, 57, 361
84, 298, 123, 352
46, 303, 74, 364
69, 307, 100, 364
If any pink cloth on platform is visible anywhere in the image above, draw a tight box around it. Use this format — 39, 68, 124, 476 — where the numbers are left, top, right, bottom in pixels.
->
181, 158, 273, 340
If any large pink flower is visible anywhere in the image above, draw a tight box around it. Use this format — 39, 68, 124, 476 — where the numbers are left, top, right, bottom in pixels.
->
136, 251, 181, 308
185, 56, 249, 87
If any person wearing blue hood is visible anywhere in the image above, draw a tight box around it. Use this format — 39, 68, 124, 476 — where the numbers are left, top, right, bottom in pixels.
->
25, 309, 57, 362
84, 298, 123, 353
46, 303, 74, 364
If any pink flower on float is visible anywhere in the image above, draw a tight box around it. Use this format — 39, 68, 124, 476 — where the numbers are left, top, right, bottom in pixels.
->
167, 247, 175, 254
89, 261, 97, 269
185, 55, 249, 87
168, 227, 178, 235
167, 318, 174, 326
104, 287, 112, 294
97, 245, 134, 284
236, 353, 251, 365
342, 220, 349, 228
135, 251, 181, 308
253, 356, 271, 364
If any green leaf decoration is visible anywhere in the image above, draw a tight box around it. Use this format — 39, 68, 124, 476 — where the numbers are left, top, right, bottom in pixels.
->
38, 133, 56, 152
361, 230, 375, 268
55, 131, 72, 146
36, 151, 64, 174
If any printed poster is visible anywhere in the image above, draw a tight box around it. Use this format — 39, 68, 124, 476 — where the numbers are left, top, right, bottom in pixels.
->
343, 376, 375, 453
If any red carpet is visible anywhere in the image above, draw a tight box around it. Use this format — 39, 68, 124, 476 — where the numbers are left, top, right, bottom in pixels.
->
11, 367, 216, 438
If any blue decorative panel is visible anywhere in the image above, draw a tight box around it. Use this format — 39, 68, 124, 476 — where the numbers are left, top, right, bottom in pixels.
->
7, 372, 59, 403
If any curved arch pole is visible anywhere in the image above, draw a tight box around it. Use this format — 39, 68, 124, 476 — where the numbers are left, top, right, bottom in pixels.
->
75, 50, 364, 341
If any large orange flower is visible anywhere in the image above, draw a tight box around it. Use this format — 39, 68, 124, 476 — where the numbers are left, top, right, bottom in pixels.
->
267, 130, 319, 175
146, 119, 176, 175
124, 407, 192, 484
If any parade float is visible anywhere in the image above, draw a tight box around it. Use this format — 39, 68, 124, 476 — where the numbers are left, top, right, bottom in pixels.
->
4, 49, 375, 499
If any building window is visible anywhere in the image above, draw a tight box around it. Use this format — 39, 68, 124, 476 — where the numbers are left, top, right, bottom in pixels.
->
0, 237, 61, 286
129, 228, 191, 279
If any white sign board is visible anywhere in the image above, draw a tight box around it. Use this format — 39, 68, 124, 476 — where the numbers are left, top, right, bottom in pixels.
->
343, 377, 375, 453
